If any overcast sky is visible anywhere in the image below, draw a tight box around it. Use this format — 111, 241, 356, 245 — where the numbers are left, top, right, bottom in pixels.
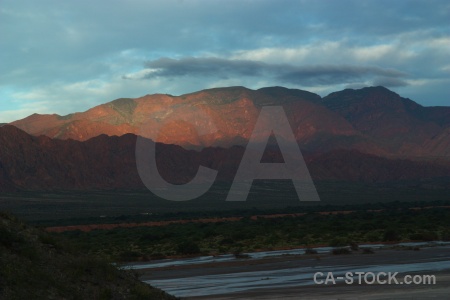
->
1, 0, 449, 122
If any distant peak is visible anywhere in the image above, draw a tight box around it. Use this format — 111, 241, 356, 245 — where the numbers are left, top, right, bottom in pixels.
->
107, 98, 137, 117
109, 98, 135, 106
365, 85, 390, 90
206, 85, 249, 91
257, 86, 322, 103
181, 86, 250, 96
258, 86, 291, 91
57, 113, 74, 120
362, 86, 398, 94
178, 86, 252, 104
325, 85, 399, 99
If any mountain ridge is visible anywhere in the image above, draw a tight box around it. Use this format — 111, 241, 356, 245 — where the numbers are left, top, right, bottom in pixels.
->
8, 86, 450, 159
1, 125, 449, 192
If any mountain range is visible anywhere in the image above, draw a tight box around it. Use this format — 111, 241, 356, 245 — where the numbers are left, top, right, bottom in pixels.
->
10, 86, 450, 158
1, 86, 450, 192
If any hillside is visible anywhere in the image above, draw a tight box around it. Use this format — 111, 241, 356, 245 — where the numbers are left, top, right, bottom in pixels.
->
0, 212, 177, 299
7, 86, 379, 155
321, 86, 450, 157
9, 86, 450, 159
0, 125, 449, 192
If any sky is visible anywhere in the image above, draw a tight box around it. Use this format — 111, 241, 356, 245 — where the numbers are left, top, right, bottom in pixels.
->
0, 0, 449, 122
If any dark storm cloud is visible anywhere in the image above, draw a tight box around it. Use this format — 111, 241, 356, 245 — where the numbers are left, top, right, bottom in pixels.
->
277, 66, 407, 86
143, 57, 267, 78
372, 77, 409, 87
141, 57, 408, 87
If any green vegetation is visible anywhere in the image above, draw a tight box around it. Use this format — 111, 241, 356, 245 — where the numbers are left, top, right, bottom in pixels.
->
1, 197, 448, 298
55, 204, 450, 262
0, 212, 177, 300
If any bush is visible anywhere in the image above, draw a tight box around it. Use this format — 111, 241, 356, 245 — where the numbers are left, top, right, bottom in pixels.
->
150, 252, 167, 260
441, 230, 450, 241
332, 247, 351, 255
304, 248, 318, 255
38, 232, 63, 251
365, 231, 381, 242
0, 227, 21, 247
329, 238, 347, 247
118, 250, 141, 262
383, 229, 400, 242
233, 252, 250, 259
409, 231, 438, 242
176, 240, 201, 255
219, 237, 234, 245
349, 242, 359, 251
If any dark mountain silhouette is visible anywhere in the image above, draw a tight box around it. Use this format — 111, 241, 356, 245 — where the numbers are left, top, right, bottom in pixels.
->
1, 125, 449, 192
321, 86, 450, 158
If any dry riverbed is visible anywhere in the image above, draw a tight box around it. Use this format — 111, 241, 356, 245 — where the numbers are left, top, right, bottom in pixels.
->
128, 245, 450, 299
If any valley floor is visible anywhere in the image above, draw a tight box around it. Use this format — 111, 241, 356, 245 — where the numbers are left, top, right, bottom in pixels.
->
132, 246, 450, 299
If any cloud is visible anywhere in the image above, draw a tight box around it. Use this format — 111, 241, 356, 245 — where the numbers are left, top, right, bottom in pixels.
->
372, 77, 409, 87
0, 77, 170, 122
1, 0, 449, 122
344, 83, 370, 89
277, 65, 407, 86
143, 57, 267, 78
139, 56, 408, 87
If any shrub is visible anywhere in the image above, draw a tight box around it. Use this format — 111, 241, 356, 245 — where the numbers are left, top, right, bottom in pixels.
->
349, 242, 359, 251
409, 231, 438, 242
332, 247, 351, 255
383, 229, 400, 242
38, 232, 63, 251
219, 237, 234, 245
176, 240, 201, 255
232, 248, 250, 259
304, 248, 318, 255
118, 250, 141, 262
441, 230, 450, 241
329, 238, 347, 247
0, 227, 20, 247
365, 231, 381, 242
150, 252, 167, 260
